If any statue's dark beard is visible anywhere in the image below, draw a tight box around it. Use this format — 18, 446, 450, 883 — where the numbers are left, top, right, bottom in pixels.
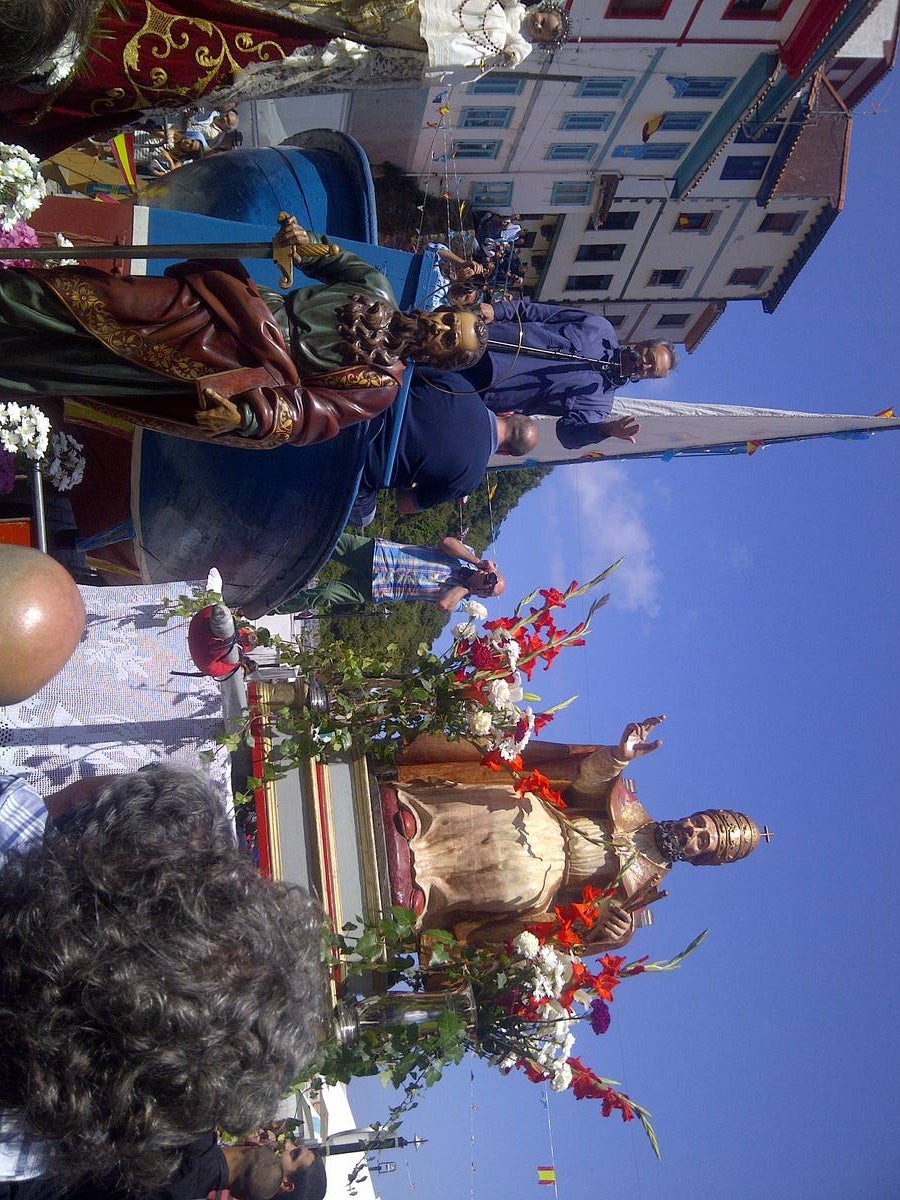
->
653, 820, 688, 863
335, 296, 409, 367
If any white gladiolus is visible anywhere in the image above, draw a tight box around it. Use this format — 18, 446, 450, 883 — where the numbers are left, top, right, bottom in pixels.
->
464, 598, 488, 620
550, 1063, 573, 1092
513, 931, 540, 958
453, 620, 476, 640
467, 709, 493, 736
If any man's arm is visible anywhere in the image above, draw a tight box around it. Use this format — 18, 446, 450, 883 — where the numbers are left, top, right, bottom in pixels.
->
556, 413, 640, 451
394, 487, 422, 514
437, 536, 491, 568
436, 584, 470, 612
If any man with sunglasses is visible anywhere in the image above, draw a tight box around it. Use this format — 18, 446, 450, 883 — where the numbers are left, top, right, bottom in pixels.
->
459, 299, 676, 450
275, 532, 504, 616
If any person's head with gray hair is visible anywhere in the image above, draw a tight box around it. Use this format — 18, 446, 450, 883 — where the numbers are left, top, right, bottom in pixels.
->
0, 765, 325, 1193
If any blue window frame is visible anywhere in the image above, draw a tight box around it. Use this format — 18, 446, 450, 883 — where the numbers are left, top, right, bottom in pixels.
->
551, 181, 593, 205
559, 111, 614, 131
666, 76, 734, 99
545, 143, 598, 161
467, 77, 525, 95
469, 180, 513, 206
658, 111, 710, 131
565, 274, 613, 291
720, 154, 768, 180
459, 107, 514, 129
613, 142, 688, 160
452, 139, 501, 159
576, 76, 633, 99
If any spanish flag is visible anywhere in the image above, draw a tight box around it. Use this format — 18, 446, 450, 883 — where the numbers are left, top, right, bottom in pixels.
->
641, 114, 665, 142
109, 131, 138, 194
537, 1167, 556, 1186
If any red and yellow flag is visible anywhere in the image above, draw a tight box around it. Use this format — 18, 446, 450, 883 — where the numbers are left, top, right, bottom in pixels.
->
537, 1166, 556, 1186
642, 114, 665, 142
109, 131, 138, 193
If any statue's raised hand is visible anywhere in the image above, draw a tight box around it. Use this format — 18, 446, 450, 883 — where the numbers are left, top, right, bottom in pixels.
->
617, 714, 665, 762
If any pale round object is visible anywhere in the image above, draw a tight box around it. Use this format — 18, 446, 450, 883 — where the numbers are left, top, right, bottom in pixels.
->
0, 545, 86, 705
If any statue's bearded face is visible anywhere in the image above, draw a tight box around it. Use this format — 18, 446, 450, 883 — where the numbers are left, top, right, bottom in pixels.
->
655, 814, 721, 863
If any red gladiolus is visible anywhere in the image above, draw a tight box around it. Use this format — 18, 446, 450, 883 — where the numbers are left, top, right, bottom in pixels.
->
581, 883, 615, 904
539, 587, 567, 607
533, 711, 555, 732
601, 1088, 635, 1122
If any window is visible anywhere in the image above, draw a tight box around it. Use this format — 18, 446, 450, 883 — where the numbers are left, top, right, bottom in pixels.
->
724, 0, 791, 18
656, 313, 689, 327
531, 254, 547, 272
467, 77, 524, 95
559, 111, 614, 132
459, 107, 513, 129
576, 243, 625, 262
576, 77, 633, 99
674, 211, 717, 231
551, 181, 593, 205
658, 111, 710, 131
598, 209, 639, 230
613, 143, 688, 160
758, 211, 804, 234
648, 268, 688, 287
519, 230, 537, 248
605, 313, 626, 327
667, 76, 734, 99
565, 274, 613, 291
728, 266, 771, 287
607, 0, 672, 15
452, 139, 501, 159
469, 180, 513, 206
546, 143, 598, 161
540, 223, 556, 240
735, 121, 783, 144
721, 155, 768, 180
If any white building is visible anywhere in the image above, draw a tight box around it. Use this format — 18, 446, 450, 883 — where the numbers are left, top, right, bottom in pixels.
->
347, 0, 897, 348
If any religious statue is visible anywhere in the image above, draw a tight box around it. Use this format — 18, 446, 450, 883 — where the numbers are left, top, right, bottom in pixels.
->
0, 217, 487, 448
380, 716, 762, 952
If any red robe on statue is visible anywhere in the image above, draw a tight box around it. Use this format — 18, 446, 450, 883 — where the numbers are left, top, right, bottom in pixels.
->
0, 0, 328, 156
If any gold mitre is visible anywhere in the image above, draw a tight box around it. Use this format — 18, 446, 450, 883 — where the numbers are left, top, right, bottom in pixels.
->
691, 809, 760, 864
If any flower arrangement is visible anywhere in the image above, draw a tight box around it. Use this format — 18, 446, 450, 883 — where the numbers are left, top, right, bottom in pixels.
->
42, 430, 86, 492
319, 904, 706, 1158
0, 143, 47, 233
0, 401, 51, 462
229, 565, 620, 788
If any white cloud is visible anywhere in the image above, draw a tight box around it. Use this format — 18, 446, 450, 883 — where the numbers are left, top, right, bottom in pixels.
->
554, 463, 662, 615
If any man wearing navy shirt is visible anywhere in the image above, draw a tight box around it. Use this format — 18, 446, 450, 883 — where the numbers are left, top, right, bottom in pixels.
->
460, 300, 676, 450
349, 368, 538, 524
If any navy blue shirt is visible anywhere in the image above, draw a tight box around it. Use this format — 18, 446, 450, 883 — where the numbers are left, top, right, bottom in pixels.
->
462, 300, 623, 449
363, 369, 496, 511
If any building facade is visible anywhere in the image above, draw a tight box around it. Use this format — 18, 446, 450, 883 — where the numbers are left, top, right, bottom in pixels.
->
347, 0, 896, 348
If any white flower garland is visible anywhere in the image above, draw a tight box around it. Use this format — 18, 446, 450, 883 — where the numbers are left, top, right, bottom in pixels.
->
0, 143, 47, 233
0, 401, 51, 461
42, 431, 86, 492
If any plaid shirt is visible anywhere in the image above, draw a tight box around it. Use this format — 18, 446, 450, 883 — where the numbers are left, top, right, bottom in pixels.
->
370, 540, 475, 606
0, 773, 46, 860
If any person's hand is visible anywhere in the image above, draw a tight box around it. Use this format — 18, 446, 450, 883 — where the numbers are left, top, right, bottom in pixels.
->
275, 214, 312, 262
603, 415, 640, 443
198, 388, 242, 435
594, 900, 633, 943
478, 302, 494, 324
617, 715, 665, 762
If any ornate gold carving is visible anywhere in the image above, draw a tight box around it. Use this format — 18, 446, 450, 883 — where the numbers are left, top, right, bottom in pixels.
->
306, 366, 398, 389
90, 1, 290, 116
48, 274, 211, 382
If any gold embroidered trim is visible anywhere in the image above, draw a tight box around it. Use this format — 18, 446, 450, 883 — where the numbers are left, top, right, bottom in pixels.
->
49, 274, 210, 381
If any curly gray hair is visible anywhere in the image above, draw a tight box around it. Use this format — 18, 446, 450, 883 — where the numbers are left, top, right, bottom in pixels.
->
0, 766, 325, 1191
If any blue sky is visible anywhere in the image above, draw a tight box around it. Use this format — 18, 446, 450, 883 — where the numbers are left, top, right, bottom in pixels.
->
348, 90, 900, 1199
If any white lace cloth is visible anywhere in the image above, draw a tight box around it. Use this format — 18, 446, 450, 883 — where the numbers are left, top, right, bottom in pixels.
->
0, 582, 233, 807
